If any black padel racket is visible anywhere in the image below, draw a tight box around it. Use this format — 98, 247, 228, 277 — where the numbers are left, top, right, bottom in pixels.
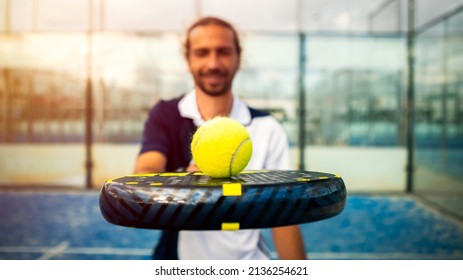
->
99, 170, 346, 231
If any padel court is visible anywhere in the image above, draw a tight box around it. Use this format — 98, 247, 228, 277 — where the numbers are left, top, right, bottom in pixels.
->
1, 0, 463, 262
1, 189, 462, 260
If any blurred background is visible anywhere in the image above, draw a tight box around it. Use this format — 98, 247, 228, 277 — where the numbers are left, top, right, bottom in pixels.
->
0, 0, 462, 222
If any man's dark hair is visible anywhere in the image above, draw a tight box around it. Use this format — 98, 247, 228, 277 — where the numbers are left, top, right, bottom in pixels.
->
183, 16, 242, 58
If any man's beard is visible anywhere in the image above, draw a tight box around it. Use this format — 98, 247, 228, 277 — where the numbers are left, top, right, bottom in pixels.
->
194, 68, 236, 97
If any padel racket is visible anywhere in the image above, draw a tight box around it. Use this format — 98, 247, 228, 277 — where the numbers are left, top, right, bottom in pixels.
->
99, 170, 346, 231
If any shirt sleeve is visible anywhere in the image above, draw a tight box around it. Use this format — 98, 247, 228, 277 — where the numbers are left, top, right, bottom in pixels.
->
139, 101, 170, 157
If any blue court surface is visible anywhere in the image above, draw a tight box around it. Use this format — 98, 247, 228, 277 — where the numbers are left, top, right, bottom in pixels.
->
0, 190, 462, 260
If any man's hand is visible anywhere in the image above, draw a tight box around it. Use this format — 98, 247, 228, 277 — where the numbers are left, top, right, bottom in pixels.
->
186, 163, 201, 172
134, 151, 167, 174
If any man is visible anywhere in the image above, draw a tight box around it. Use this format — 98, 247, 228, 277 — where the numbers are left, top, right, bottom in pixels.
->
134, 16, 306, 260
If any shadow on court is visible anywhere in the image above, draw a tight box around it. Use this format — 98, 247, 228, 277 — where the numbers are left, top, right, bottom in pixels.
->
0, 190, 462, 260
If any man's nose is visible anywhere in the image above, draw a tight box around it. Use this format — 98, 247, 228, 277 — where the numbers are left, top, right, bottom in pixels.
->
206, 52, 220, 68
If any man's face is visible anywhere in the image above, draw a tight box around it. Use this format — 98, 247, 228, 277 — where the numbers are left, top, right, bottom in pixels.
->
186, 24, 240, 97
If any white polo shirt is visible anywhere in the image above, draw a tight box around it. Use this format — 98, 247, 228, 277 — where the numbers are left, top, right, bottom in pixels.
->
177, 90, 292, 259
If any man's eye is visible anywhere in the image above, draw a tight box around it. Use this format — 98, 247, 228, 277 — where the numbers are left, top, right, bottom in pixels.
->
218, 49, 232, 56
194, 50, 208, 57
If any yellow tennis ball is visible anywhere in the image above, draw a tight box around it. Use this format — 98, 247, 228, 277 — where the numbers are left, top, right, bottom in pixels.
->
191, 117, 252, 178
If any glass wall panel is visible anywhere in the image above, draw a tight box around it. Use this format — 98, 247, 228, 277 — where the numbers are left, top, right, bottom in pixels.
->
369, 0, 407, 33
304, 36, 406, 146
0, 33, 87, 143
0, 33, 88, 186
415, 0, 463, 30
91, 33, 189, 143
414, 8, 463, 219
236, 34, 299, 145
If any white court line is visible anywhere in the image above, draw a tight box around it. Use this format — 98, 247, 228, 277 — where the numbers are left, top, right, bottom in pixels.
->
37, 241, 69, 260
307, 252, 463, 260
1, 246, 463, 259
0, 246, 151, 256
